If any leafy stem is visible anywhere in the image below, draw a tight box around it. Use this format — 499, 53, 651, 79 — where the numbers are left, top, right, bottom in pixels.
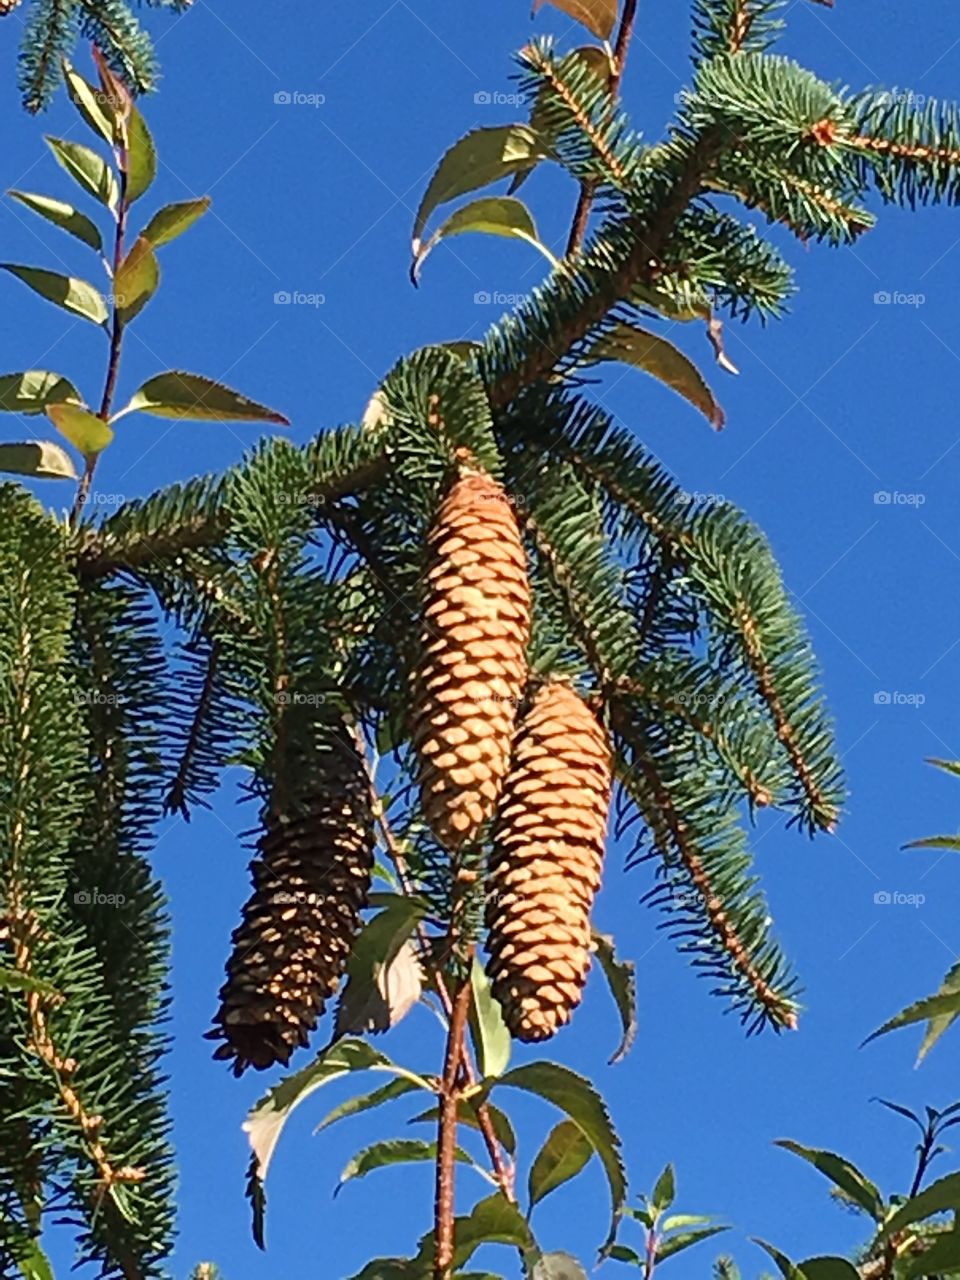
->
434, 959, 473, 1280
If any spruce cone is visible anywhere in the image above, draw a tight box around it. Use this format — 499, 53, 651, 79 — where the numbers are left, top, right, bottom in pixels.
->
0, 0, 22, 13
412, 469, 531, 850
208, 738, 374, 1075
486, 682, 612, 1042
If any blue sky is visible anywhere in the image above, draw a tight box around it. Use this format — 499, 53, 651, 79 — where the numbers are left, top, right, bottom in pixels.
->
3, 0, 960, 1276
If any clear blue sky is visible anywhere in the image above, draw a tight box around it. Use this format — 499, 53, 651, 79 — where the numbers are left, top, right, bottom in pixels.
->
3, 1, 960, 1275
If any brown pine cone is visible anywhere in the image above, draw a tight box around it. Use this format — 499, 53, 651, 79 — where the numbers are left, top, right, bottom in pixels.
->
486, 681, 612, 1042
411, 468, 531, 850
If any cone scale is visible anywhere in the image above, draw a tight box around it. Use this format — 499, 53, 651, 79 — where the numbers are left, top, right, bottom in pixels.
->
486, 681, 612, 1042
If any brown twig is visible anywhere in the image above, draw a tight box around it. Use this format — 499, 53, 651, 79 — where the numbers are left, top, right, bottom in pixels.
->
434, 964, 473, 1280
566, 0, 640, 257
71, 155, 128, 526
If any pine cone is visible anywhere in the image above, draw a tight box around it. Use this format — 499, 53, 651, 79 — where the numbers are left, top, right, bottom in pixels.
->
412, 469, 531, 850
486, 682, 612, 1042
208, 738, 374, 1075
0, 0, 22, 13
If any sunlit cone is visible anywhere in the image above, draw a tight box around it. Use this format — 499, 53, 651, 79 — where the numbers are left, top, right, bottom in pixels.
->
412, 467, 531, 850
208, 736, 374, 1075
486, 681, 612, 1042
0, 0, 22, 13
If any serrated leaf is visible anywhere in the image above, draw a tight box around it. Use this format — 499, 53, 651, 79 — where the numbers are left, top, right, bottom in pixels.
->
335, 898, 427, 1036
141, 197, 211, 248
114, 235, 159, 324
774, 1143, 884, 1221
120, 371, 289, 425
125, 107, 156, 202
0, 441, 78, 480
470, 958, 511, 1079
651, 1163, 676, 1214
590, 324, 725, 429
1, 264, 108, 326
8, 190, 103, 252
46, 403, 113, 455
45, 136, 118, 210
916, 962, 960, 1063
0, 966, 62, 999
409, 1099, 517, 1157
529, 1120, 592, 1211
335, 1138, 471, 1197
412, 196, 556, 283
863, 989, 960, 1052
657, 1226, 729, 1262
876, 1172, 960, 1243
0, 371, 81, 414
592, 931, 637, 1064
491, 1061, 625, 1250
900, 1229, 960, 1280
446, 1193, 535, 1269
244, 1038, 434, 1180
62, 61, 117, 143
798, 1259, 860, 1280
315, 1077, 421, 1135
532, 0, 617, 39
412, 125, 547, 253
533, 1254, 589, 1280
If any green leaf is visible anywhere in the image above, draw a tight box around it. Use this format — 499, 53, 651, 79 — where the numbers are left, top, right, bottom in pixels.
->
447, 1193, 535, 1269
244, 1038, 434, 1180
651, 1163, 676, 1214
45, 136, 118, 210
119, 371, 290, 425
0, 441, 78, 481
13, 1235, 55, 1280
412, 195, 556, 283
0, 371, 81, 414
661, 1214, 715, 1230
798, 1259, 861, 1280
124, 107, 157, 202
7, 190, 103, 252
591, 932, 638, 1065
0, 966, 62, 999
607, 1244, 643, 1266
470, 957, 511, 1079
529, 1119, 593, 1211
900, 1229, 960, 1280
876, 1172, 960, 1243
491, 1061, 625, 1249
863, 989, 960, 1052
409, 1099, 517, 1157
46, 403, 113, 456
412, 125, 548, 253
773, 1142, 884, 1221
114, 235, 159, 324
916, 961, 960, 1063
335, 1139, 471, 1196
62, 61, 117, 143
533, 1255, 589, 1280
531, 0, 617, 39
928, 757, 960, 779
905, 834, 960, 850
1, 265, 108, 326
315, 1077, 421, 1135
753, 1240, 806, 1280
657, 1226, 730, 1263
590, 324, 725, 429
334, 897, 427, 1036
141, 197, 211, 248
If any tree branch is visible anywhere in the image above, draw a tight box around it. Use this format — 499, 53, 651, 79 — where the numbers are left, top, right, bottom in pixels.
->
434, 967, 472, 1280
